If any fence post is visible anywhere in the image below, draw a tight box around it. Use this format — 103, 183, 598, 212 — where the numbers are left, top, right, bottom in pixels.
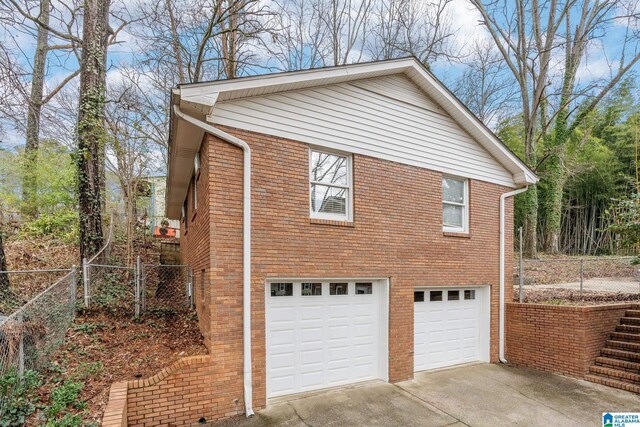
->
17, 310, 24, 375
71, 265, 77, 317
580, 259, 584, 299
82, 257, 90, 308
135, 256, 141, 318
519, 227, 524, 303
141, 262, 146, 312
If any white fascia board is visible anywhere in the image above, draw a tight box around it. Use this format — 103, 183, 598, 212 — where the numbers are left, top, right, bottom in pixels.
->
178, 58, 416, 99
407, 65, 537, 185
179, 92, 219, 116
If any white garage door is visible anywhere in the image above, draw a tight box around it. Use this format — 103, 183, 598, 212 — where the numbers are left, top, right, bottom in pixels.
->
414, 287, 488, 372
266, 280, 387, 398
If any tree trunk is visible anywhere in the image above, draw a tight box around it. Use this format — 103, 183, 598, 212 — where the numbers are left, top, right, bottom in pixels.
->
0, 231, 9, 293
165, 0, 185, 84
523, 120, 538, 258
544, 62, 574, 254
77, 0, 110, 260
21, 0, 50, 218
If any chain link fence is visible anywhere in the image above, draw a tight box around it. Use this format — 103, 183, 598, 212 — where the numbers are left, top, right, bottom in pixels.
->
0, 268, 76, 418
515, 256, 640, 303
0, 269, 72, 316
83, 259, 193, 318
141, 264, 193, 316
85, 263, 137, 315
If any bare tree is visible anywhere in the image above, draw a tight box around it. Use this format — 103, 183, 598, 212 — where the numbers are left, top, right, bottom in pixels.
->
2, 0, 83, 216
542, 1, 640, 253
105, 80, 155, 267
315, 0, 373, 66
472, 0, 640, 255
21, 0, 51, 218
453, 39, 515, 124
395, 0, 459, 66
470, 0, 570, 256
0, 43, 28, 135
266, 0, 328, 70
134, 0, 274, 83
366, 0, 404, 60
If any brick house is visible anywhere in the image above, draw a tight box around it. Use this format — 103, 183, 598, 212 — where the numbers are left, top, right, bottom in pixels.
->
165, 57, 538, 421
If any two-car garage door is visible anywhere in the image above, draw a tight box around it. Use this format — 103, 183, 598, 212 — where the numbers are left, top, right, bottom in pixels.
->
266, 281, 488, 398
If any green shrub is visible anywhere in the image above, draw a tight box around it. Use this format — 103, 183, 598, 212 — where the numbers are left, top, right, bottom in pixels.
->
0, 369, 42, 427
71, 362, 103, 381
45, 413, 84, 427
20, 211, 79, 243
45, 380, 85, 420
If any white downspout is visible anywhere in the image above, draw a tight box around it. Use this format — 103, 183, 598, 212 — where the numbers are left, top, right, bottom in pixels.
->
173, 105, 255, 417
499, 186, 528, 364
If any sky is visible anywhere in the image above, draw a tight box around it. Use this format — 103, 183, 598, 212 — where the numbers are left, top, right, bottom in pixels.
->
1, 0, 639, 152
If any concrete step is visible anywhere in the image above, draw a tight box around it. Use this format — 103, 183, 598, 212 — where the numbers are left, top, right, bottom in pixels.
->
586, 374, 640, 394
612, 332, 640, 342
621, 317, 640, 326
589, 365, 640, 384
626, 310, 640, 318
596, 356, 640, 374
602, 348, 640, 362
616, 324, 640, 333
607, 340, 640, 352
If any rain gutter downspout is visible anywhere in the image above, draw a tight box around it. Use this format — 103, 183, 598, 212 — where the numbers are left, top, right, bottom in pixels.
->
499, 186, 528, 364
173, 105, 255, 417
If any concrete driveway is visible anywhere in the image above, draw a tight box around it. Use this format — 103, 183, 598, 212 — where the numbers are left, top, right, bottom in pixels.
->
211, 364, 640, 427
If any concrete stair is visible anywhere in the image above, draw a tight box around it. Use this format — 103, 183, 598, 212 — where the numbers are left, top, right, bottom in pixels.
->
588, 310, 640, 393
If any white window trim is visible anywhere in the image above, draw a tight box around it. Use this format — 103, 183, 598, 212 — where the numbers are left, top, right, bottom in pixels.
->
309, 148, 353, 221
442, 176, 469, 233
192, 177, 198, 211
194, 151, 201, 176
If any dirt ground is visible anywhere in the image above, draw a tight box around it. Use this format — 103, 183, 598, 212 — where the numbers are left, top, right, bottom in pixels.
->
515, 287, 640, 305
514, 254, 640, 304
28, 309, 207, 425
516, 254, 637, 285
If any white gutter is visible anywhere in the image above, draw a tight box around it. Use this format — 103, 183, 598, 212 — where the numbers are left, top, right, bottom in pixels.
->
499, 186, 528, 364
173, 105, 255, 417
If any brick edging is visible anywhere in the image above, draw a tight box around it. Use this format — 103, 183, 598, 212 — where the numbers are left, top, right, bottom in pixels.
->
102, 381, 128, 427
127, 355, 211, 389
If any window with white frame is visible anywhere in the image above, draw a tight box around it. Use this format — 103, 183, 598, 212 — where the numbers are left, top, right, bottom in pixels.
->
442, 176, 468, 232
309, 149, 352, 221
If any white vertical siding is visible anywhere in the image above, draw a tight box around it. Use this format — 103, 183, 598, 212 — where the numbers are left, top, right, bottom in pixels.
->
209, 74, 515, 187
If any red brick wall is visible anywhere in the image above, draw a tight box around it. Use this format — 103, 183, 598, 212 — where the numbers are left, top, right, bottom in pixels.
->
125, 356, 244, 426
180, 138, 212, 347
186, 126, 516, 411
506, 303, 632, 378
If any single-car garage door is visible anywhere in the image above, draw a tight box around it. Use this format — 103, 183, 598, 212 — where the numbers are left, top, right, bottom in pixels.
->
414, 287, 489, 372
266, 280, 388, 398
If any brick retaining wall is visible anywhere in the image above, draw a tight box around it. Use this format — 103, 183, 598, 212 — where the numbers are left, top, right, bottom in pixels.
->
102, 355, 242, 426
506, 302, 637, 378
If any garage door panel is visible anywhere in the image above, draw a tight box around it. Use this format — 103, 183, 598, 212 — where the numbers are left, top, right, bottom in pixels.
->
301, 305, 323, 320
267, 280, 385, 398
414, 287, 485, 372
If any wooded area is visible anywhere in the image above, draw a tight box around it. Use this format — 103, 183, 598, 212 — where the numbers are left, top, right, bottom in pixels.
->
0, 0, 639, 262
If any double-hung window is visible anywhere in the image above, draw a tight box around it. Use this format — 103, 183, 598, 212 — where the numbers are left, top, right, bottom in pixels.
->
442, 176, 468, 232
309, 149, 352, 221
